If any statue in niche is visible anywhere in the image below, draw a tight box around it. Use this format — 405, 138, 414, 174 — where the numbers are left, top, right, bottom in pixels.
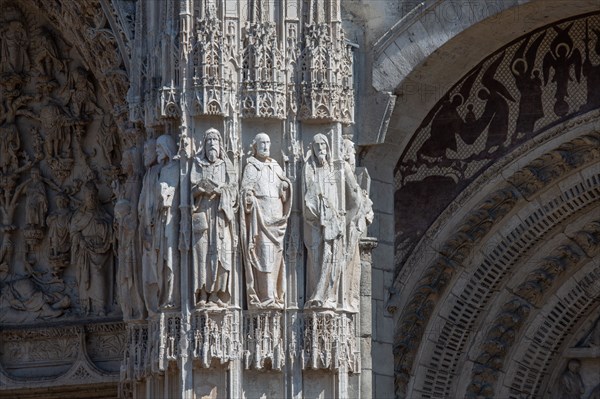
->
241, 132, 292, 309
25, 168, 48, 229
154, 135, 180, 310
0, 18, 30, 75
0, 261, 70, 323
47, 192, 72, 272
191, 128, 237, 308
341, 136, 373, 312
554, 359, 585, 399
70, 181, 113, 316
138, 138, 161, 315
115, 146, 145, 320
303, 133, 360, 310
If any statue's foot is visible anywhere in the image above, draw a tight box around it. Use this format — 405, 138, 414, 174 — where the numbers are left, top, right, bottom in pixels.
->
305, 299, 322, 308
161, 302, 177, 310
196, 299, 207, 307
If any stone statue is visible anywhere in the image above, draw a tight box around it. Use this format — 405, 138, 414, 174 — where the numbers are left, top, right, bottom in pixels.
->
115, 146, 145, 320
25, 168, 47, 228
138, 138, 161, 315
241, 132, 292, 309
191, 128, 237, 308
67, 67, 100, 119
341, 136, 373, 312
0, 19, 30, 74
302, 133, 361, 310
47, 193, 72, 261
302, 133, 345, 310
70, 181, 113, 316
154, 134, 180, 310
555, 359, 585, 399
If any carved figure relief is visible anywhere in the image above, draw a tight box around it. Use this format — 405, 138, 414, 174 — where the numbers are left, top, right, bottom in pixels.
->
155, 134, 180, 310
554, 359, 585, 399
0, 17, 30, 74
0, 261, 70, 323
46, 192, 71, 271
25, 167, 47, 228
70, 181, 113, 316
241, 133, 292, 309
138, 138, 161, 315
341, 137, 373, 312
191, 128, 237, 308
115, 146, 145, 321
302, 133, 361, 310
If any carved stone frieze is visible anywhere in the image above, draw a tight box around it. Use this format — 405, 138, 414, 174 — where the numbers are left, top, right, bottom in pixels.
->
191, 12, 231, 117
240, 22, 286, 119
243, 311, 285, 370
298, 23, 354, 124
191, 310, 240, 368
301, 311, 360, 373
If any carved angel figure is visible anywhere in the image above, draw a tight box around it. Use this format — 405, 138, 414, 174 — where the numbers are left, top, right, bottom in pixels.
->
241, 133, 292, 309
191, 128, 237, 308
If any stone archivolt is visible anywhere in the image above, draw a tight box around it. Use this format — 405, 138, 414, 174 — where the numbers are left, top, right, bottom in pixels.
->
393, 123, 600, 398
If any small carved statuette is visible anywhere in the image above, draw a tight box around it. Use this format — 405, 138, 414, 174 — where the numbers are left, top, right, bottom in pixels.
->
47, 193, 72, 273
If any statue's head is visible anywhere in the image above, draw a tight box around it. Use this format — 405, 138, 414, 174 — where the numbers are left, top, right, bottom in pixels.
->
203, 128, 222, 163
143, 139, 157, 168
312, 133, 330, 166
567, 359, 581, 373
252, 132, 271, 160
56, 193, 69, 209
83, 181, 99, 209
30, 167, 41, 181
342, 136, 356, 170
156, 135, 177, 164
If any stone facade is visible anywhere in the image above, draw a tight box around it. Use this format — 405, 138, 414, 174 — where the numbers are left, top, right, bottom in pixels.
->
2, 1, 600, 399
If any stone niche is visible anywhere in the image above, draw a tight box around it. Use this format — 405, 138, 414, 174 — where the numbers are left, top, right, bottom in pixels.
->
0, 0, 125, 394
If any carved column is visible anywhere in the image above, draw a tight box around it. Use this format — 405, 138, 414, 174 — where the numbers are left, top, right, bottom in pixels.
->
360, 237, 378, 399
